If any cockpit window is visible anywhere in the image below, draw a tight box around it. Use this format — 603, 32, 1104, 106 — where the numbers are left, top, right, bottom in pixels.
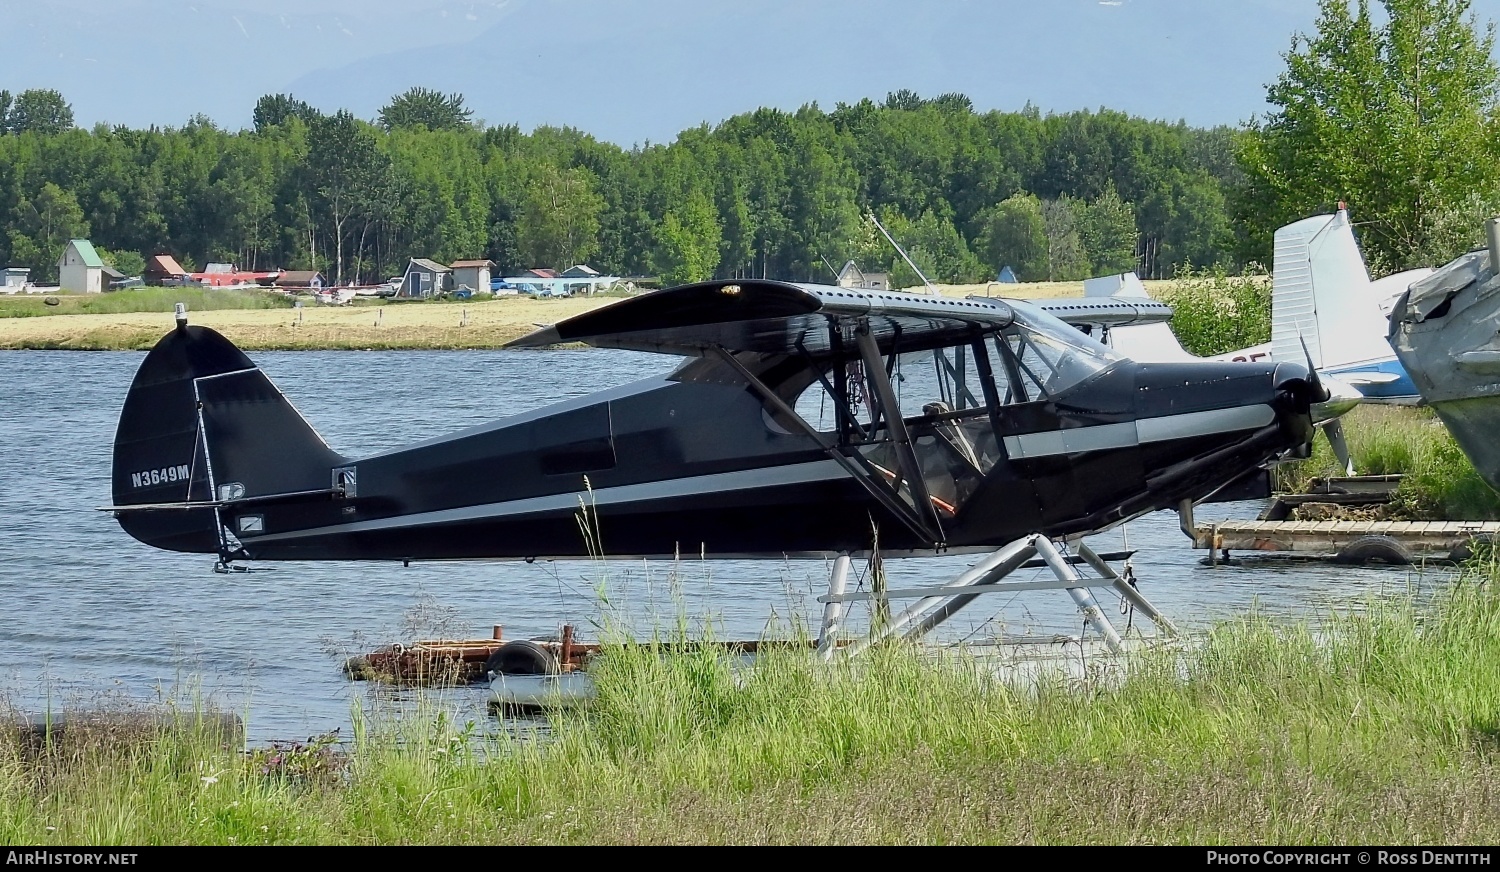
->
772, 303, 1122, 521
993, 301, 1123, 401
791, 306, 1122, 431
891, 347, 984, 419
794, 345, 992, 429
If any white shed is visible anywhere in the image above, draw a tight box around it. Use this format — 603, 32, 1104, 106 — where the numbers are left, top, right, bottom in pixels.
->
58, 239, 105, 293
450, 259, 494, 296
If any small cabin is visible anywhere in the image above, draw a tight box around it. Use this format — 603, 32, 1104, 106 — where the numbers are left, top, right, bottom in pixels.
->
144, 255, 188, 286
58, 239, 105, 293
835, 260, 889, 292
400, 258, 452, 299
450, 259, 494, 296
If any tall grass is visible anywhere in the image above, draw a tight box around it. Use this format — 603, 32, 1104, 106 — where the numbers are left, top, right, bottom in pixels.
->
0, 288, 292, 318
76, 288, 294, 314
1279, 405, 1500, 519
8, 564, 1500, 843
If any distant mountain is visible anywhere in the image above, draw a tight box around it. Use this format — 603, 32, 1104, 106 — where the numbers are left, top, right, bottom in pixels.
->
285, 0, 1314, 144
2, 0, 517, 130
10, 0, 1499, 144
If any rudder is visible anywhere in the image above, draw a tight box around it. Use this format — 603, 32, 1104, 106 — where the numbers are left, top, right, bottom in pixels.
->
111, 322, 344, 554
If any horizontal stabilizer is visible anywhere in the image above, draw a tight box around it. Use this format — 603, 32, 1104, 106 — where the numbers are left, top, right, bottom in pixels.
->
1337, 371, 1402, 386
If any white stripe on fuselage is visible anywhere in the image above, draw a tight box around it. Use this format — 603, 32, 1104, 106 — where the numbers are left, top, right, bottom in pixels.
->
244, 458, 851, 543
246, 403, 1276, 543
1003, 404, 1274, 460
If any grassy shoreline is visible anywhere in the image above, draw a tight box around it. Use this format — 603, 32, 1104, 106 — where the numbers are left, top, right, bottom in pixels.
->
1278, 405, 1500, 520
6, 569, 1500, 844
0, 297, 616, 351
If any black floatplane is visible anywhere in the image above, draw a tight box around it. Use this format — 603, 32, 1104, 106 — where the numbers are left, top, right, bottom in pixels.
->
105, 280, 1334, 651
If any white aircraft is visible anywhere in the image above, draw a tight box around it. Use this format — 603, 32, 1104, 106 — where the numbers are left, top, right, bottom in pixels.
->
1087, 208, 1432, 473
1095, 208, 1431, 400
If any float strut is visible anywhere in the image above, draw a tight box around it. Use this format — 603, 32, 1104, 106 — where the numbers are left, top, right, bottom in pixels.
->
1075, 540, 1179, 637
1033, 536, 1124, 653
842, 536, 1039, 657
816, 554, 852, 660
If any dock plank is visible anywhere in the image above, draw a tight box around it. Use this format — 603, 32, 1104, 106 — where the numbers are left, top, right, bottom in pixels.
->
1192, 519, 1500, 560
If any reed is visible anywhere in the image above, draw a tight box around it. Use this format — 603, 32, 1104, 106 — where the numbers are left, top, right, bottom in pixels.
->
6, 561, 1500, 844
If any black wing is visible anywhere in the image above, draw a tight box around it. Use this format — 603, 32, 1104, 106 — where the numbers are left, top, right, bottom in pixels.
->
504, 280, 1016, 357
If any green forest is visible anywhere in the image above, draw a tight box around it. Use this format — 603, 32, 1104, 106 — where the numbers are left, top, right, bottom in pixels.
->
3, 0, 1498, 289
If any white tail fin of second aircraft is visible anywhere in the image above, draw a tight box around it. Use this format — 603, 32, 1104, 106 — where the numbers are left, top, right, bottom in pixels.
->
1095, 209, 1429, 389
1269, 210, 1381, 371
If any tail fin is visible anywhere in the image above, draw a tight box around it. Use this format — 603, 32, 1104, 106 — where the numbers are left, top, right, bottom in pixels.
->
111, 322, 344, 554
1081, 272, 1201, 363
1270, 210, 1386, 370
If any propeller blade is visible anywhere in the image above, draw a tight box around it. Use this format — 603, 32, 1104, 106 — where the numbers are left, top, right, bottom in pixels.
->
1324, 418, 1355, 477
1299, 335, 1331, 403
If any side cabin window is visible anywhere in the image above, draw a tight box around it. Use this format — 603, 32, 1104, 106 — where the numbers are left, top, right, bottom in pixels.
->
789, 341, 1005, 517
791, 316, 1119, 433
778, 311, 1121, 521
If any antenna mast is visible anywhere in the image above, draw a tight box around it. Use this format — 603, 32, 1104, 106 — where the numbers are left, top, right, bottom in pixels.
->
868, 211, 939, 296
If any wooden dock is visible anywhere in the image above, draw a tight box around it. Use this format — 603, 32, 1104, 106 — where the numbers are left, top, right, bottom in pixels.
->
1192, 519, 1500, 563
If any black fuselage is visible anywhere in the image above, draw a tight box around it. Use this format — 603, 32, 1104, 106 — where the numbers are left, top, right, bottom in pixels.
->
112, 279, 1321, 565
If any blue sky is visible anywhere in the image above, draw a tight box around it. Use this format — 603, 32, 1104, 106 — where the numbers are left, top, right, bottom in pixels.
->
5, 0, 1500, 145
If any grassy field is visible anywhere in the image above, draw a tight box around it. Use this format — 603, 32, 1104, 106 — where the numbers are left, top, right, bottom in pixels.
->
0, 281, 1119, 351
6, 566, 1500, 845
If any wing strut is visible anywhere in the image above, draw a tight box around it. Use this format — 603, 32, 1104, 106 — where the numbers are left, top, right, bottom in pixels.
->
708, 345, 946, 549
853, 323, 946, 541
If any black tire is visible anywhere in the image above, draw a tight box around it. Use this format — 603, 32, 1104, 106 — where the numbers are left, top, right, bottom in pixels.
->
1334, 535, 1412, 566
485, 640, 560, 677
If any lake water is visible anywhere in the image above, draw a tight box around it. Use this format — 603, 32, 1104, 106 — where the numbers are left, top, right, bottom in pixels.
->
0, 347, 1445, 742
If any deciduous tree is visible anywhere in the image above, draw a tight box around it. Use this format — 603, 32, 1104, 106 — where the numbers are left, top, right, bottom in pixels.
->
1236, 0, 1500, 268
1076, 189, 1139, 276
305, 111, 390, 285
974, 194, 1048, 281
516, 163, 603, 269
652, 189, 722, 285
4, 89, 73, 135
252, 94, 319, 132
8, 182, 88, 282
379, 87, 475, 132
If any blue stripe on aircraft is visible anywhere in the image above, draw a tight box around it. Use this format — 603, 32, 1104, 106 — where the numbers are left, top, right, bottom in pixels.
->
1324, 357, 1419, 402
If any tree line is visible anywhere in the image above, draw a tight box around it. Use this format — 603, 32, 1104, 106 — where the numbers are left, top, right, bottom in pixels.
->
0, 86, 1239, 287
3, 0, 1497, 288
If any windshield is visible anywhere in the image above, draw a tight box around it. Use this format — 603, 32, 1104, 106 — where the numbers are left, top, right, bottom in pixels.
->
998, 299, 1124, 399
